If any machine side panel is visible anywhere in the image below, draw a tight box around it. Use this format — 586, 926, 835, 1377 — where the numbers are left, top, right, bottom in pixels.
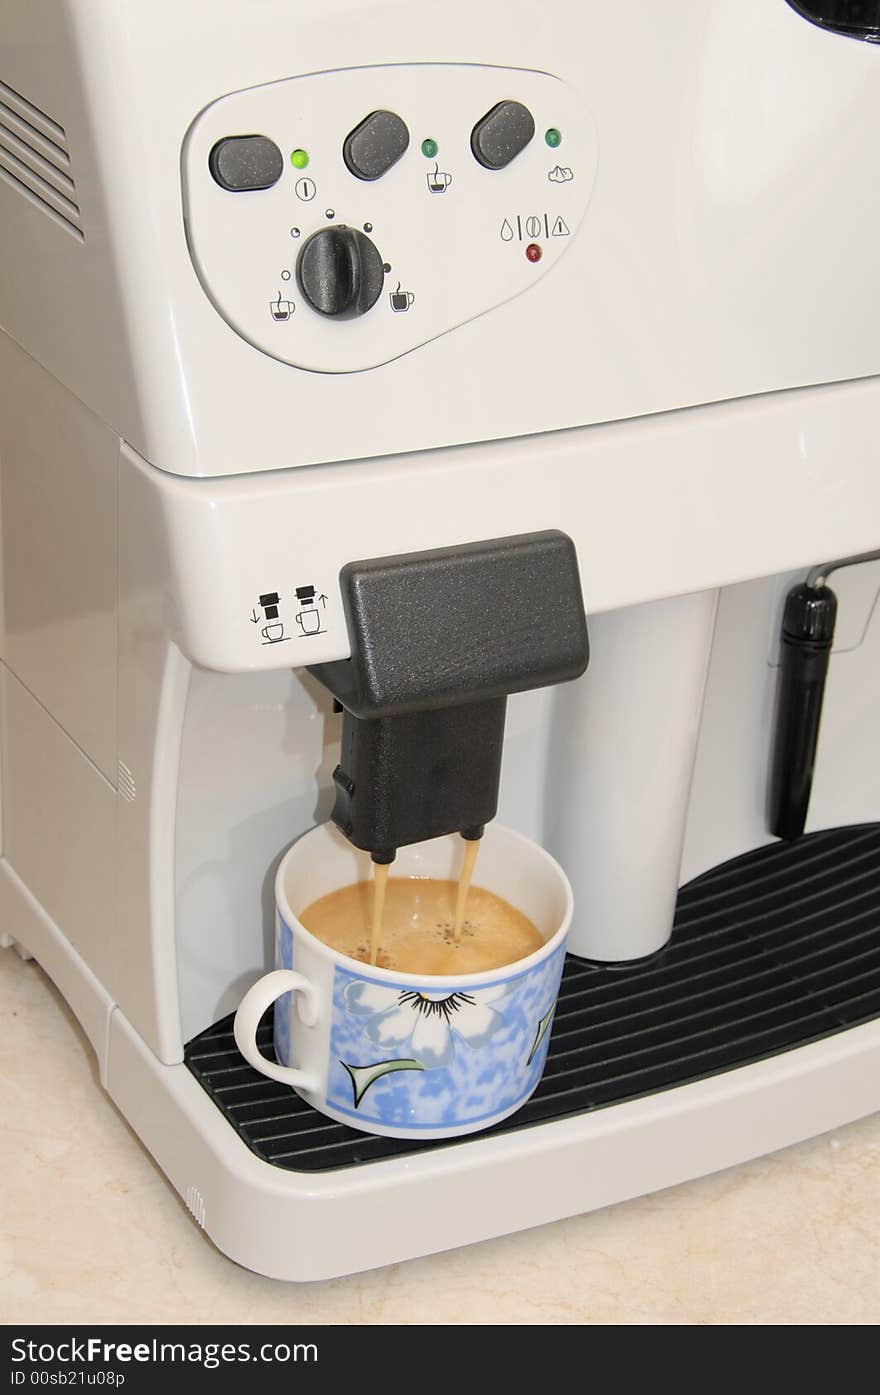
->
0, 439, 4, 857
0, 0, 142, 448
0, 336, 118, 783
117, 452, 194, 1063
0, 858, 114, 1075
2, 668, 116, 982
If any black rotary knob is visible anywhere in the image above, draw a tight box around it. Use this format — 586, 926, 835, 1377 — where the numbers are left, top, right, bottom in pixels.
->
296, 226, 385, 318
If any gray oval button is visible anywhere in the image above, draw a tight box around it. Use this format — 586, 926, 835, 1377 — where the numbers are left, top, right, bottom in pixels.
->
209, 135, 284, 191
471, 101, 535, 170
343, 110, 410, 181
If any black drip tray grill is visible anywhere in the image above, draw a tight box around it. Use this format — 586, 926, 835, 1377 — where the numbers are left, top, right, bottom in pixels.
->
185, 824, 880, 1172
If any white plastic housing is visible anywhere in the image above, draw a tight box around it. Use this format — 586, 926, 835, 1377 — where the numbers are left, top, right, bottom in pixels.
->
2, 0, 880, 475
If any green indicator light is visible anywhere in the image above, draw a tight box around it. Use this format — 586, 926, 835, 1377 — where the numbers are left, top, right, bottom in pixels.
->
421, 138, 438, 159
545, 128, 562, 148
290, 148, 309, 169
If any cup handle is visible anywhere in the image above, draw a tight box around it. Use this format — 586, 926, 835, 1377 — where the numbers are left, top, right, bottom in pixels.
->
233, 969, 320, 1092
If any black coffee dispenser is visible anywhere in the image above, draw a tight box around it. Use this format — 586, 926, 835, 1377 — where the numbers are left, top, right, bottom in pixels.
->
309, 530, 589, 863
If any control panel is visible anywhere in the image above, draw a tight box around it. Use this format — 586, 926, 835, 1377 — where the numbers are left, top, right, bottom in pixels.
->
182, 65, 597, 373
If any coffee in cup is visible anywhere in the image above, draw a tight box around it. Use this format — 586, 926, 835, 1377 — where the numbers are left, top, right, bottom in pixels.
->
300, 876, 542, 975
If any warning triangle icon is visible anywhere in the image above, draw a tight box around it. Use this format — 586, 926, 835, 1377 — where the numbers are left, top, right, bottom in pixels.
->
551, 216, 570, 237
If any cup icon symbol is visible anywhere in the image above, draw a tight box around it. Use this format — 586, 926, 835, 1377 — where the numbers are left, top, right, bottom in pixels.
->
262, 621, 285, 643
427, 162, 452, 193
296, 609, 321, 636
269, 294, 294, 322
390, 284, 415, 313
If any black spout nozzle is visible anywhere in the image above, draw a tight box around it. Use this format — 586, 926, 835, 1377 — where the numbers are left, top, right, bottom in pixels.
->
331, 699, 506, 856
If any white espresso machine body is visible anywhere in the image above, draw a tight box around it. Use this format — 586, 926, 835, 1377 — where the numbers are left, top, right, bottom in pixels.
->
2, 0, 880, 480
1, 0, 880, 1279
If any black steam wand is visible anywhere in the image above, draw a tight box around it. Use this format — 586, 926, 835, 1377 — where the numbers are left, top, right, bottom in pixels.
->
769, 548, 880, 840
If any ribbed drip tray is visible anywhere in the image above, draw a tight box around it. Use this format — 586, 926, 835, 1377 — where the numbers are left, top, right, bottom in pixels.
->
185, 823, 880, 1172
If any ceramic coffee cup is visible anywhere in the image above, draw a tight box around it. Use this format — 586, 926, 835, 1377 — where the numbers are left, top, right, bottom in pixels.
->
234, 822, 573, 1140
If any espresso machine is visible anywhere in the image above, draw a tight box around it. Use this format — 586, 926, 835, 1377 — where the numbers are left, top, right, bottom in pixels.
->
2, 0, 880, 1281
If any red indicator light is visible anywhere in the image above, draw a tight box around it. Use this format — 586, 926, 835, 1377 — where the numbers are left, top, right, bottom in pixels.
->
525, 242, 542, 263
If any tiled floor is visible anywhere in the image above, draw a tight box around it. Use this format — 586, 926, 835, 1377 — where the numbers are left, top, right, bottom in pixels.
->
2, 947, 878, 1324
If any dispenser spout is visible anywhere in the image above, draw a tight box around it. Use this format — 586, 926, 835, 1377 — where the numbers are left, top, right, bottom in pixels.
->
331, 696, 507, 859
310, 531, 589, 859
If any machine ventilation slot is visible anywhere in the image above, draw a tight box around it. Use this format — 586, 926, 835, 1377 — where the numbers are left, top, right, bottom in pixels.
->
185, 1184, 206, 1229
117, 761, 137, 803
186, 822, 880, 1173
0, 78, 83, 241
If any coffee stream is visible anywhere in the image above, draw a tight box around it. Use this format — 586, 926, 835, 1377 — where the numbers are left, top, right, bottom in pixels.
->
303, 829, 543, 975
453, 837, 481, 945
369, 861, 390, 967
370, 836, 480, 965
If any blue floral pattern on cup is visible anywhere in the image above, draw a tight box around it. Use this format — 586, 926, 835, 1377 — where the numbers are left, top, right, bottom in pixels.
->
344, 980, 510, 1066
324, 938, 566, 1130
